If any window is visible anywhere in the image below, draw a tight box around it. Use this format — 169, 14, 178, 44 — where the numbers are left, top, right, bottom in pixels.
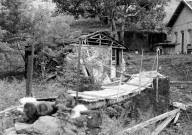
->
174, 32, 178, 43
112, 49, 116, 65
188, 29, 192, 44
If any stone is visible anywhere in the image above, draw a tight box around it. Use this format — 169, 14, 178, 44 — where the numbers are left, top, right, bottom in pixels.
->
23, 102, 38, 122
63, 125, 77, 135
74, 115, 88, 127
33, 116, 60, 135
0, 116, 14, 130
59, 119, 78, 135
3, 127, 16, 135
105, 107, 118, 118
55, 94, 75, 109
36, 102, 54, 116
86, 128, 101, 135
87, 112, 102, 128
15, 122, 33, 134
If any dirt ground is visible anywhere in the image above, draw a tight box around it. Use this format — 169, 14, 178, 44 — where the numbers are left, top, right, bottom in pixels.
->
125, 53, 192, 135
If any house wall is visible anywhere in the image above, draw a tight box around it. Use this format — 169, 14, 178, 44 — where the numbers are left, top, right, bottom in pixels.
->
170, 6, 192, 54
163, 47, 175, 55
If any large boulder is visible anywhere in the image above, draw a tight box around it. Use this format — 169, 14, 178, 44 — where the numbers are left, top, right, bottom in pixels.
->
15, 122, 33, 134
3, 127, 17, 135
33, 116, 60, 135
14, 116, 79, 135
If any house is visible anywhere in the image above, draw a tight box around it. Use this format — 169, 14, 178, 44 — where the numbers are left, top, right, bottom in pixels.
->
167, 0, 192, 54
70, 31, 127, 83
122, 31, 167, 52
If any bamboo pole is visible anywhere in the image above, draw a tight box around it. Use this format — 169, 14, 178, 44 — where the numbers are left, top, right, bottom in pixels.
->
0, 106, 18, 115
170, 81, 192, 84
118, 109, 180, 134
139, 49, 144, 94
76, 39, 82, 105
151, 115, 175, 135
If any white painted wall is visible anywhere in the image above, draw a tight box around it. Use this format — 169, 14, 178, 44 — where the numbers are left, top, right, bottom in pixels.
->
170, 6, 192, 54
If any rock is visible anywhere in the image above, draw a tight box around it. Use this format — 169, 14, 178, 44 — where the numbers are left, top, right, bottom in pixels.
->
33, 116, 60, 135
55, 94, 75, 109
23, 102, 38, 122
63, 122, 77, 135
105, 107, 118, 118
16, 115, 29, 123
15, 122, 33, 134
87, 112, 102, 128
0, 116, 14, 130
3, 127, 16, 135
86, 128, 101, 135
36, 102, 54, 116
74, 115, 88, 127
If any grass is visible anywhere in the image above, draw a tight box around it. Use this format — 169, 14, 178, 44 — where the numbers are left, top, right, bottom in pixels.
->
0, 79, 67, 111
100, 107, 155, 135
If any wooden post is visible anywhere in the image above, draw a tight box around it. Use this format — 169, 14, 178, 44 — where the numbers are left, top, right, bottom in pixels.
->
110, 44, 113, 78
26, 36, 34, 97
99, 34, 102, 46
139, 49, 143, 94
76, 39, 82, 105
156, 48, 159, 102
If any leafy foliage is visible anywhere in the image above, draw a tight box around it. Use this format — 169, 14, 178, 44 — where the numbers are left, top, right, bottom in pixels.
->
53, 0, 170, 30
0, 0, 33, 35
53, 0, 170, 47
0, 0, 82, 79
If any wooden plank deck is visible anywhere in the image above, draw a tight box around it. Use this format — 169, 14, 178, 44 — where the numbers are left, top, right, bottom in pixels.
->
67, 71, 163, 102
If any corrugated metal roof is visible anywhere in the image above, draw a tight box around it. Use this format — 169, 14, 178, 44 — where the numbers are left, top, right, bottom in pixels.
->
166, 0, 192, 27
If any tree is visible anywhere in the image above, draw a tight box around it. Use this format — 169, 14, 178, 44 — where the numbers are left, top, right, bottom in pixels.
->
53, 0, 170, 45
0, 0, 33, 35
0, 0, 80, 76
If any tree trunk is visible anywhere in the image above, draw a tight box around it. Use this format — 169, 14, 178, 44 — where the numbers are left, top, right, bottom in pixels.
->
120, 16, 126, 45
111, 18, 118, 40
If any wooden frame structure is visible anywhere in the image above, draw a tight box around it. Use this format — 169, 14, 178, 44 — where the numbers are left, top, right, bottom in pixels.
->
71, 31, 127, 78
77, 31, 126, 49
